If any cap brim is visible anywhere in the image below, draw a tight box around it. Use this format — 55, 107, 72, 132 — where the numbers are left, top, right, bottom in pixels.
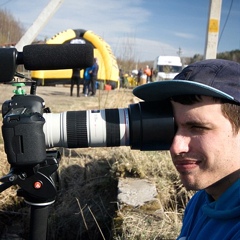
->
133, 80, 235, 102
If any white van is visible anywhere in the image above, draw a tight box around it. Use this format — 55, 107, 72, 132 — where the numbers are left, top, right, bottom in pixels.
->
153, 56, 182, 81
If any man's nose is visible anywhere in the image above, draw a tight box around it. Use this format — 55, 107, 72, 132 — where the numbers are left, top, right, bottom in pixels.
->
170, 132, 190, 156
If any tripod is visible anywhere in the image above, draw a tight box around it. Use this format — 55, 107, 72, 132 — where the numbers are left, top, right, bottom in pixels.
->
0, 150, 60, 240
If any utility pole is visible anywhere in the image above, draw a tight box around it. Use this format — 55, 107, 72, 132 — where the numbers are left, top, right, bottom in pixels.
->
204, 0, 222, 59
177, 47, 184, 66
176, 47, 182, 58
15, 0, 64, 51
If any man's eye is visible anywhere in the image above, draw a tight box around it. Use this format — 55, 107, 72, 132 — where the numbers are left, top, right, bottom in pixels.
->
192, 125, 204, 129
191, 125, 209, 131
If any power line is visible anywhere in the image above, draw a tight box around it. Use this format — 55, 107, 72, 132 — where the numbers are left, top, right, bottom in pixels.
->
218, 0, 234, 46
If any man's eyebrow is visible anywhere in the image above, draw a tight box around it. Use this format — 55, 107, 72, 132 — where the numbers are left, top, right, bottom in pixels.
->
181, 120, 211, 127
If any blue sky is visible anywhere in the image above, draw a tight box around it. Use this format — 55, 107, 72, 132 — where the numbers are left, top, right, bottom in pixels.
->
1, 0, 239, 61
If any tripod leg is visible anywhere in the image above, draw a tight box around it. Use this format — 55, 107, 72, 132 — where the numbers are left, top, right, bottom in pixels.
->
29, 205, 49, 240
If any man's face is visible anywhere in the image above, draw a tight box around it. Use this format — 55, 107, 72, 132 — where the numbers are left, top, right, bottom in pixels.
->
170, 96, 240, 193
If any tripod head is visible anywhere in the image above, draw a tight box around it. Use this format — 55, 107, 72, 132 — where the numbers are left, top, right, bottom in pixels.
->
0, 151, 60, 205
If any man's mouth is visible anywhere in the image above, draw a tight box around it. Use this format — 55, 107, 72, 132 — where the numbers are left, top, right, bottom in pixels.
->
174, 160, 201, 172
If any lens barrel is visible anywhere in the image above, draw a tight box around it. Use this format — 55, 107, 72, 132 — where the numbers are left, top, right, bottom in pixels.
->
43, 101, 174, 151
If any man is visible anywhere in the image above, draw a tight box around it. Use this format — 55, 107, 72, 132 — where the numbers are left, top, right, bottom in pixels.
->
89, 58, 99, 96
70, 68, 81, 97
133, 59, 240, 239
83, 66, 91, 96
144, 65, 151, 83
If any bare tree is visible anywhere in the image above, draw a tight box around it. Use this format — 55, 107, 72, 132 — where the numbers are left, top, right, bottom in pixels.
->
0, 9, 25, 46
115, 35, 138, 75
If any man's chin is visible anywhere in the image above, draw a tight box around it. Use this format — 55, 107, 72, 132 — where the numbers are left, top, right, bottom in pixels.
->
180, 176, 202, 191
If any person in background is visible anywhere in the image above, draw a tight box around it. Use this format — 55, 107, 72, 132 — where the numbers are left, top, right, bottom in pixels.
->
119, 69, 124, 88
149, 67, 153, 82
137, 68, 143, 85
83, 66, 92, 97
133, 59, 240, 239
70, 68, 81, 97
144, 65, 151, 83
89, 58, 99, 96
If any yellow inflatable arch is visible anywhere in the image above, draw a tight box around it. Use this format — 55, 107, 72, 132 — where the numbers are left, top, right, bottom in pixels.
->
31, 29, 119, 88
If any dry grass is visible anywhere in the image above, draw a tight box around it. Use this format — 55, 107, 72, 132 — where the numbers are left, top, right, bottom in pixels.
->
0, 84, 193, 239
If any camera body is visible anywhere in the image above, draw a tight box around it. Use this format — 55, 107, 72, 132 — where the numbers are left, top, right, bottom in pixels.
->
2, 94, 46, 166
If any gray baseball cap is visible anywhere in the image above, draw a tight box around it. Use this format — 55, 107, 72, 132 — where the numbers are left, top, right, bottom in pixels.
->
133, 59, 240, 104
